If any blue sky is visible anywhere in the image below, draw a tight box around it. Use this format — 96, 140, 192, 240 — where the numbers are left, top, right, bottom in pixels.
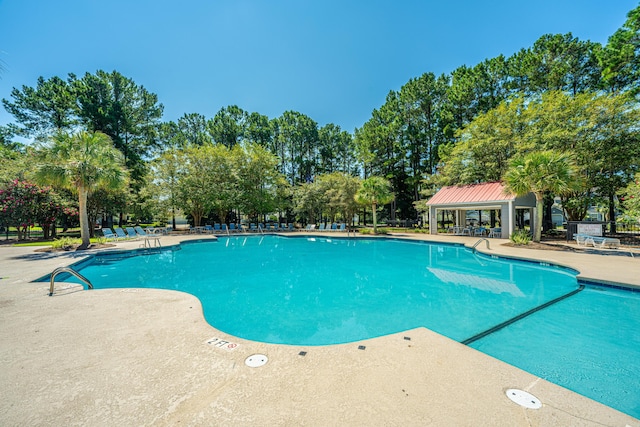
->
0, 0, 637, 134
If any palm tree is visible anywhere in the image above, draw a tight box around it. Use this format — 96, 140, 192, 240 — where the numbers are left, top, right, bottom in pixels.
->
355, 176, 395, 234
502, 150, 580, 242
36, 131, 128, 249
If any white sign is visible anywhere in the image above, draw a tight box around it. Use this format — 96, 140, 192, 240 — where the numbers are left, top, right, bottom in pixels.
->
577, 223, 602, 236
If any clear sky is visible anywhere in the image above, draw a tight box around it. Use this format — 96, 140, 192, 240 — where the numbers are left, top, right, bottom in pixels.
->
0, 0, 637, 134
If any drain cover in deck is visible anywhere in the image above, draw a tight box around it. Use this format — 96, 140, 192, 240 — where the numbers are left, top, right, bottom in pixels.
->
505, 389, 542, 409
245, 354, 268, 367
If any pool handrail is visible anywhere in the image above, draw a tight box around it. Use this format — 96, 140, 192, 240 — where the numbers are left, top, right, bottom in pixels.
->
471, 238, 490, 252
49, 266, 93, 296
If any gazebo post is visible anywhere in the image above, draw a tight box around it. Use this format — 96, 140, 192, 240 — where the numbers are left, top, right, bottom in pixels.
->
429, 205, 438, 234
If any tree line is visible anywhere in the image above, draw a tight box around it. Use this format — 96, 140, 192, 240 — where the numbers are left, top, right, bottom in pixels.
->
356, 8, 640, 222
2, 5, 640, 237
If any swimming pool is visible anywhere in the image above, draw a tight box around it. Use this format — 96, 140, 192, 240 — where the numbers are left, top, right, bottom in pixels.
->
50, 235, 640, 418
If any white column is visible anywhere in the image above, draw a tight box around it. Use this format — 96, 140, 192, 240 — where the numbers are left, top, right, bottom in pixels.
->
429, 206, 437, 234
500, 202, 512, 239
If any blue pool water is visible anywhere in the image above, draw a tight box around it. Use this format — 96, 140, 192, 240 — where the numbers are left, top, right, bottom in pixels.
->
51, 235, 640, 418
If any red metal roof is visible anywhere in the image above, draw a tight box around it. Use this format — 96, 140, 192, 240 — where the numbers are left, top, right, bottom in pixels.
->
426, 182, 515, 206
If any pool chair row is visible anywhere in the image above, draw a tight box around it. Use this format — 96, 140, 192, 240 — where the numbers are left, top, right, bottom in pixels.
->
101, 226, 154, 241
195, 224, 246, 234
194, 223, 296, 234
189, 223, 245, 234
248, 223, 295, 232
302, 223, 346, 232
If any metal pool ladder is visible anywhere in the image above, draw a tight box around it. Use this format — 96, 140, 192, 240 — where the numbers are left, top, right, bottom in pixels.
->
49, 266, 93, 296
471, 238, 490, 252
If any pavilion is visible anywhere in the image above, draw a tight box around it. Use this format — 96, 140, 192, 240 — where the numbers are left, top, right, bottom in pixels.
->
426, 182, 536, 238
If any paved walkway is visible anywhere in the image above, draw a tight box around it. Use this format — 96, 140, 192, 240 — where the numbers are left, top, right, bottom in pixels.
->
0, 233, 638, 426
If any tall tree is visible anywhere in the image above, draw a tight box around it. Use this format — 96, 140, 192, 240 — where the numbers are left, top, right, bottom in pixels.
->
35, 131, 128, 249
599, 5, 640, 94
72, 70, 163, 191
2, 76, 77, 140
439, 90, 640, 224
473, 55, 511, 113
177, 146, 219, 226
235, 143, 284, 222
355, 176, 395, 234
437, 95, 532, 185
355, 92, 402, 178
293, 180, 325, 225
316, 172, 361, 224
245, 112, 273, 147
177, 113, 212, 146
502, 150, 580, 242
0, 127, 28, 185
317, 123, 357, 175
526, 33, 602, 94
443, 65, 478, 132
208, 105, 247, 148
398, 73, 449, 199
153, 122, 184, 228
273, 111, 319, 185
207, 144, 237, 224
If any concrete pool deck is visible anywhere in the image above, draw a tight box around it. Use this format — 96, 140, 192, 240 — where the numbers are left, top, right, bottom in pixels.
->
0, 232, 638, 426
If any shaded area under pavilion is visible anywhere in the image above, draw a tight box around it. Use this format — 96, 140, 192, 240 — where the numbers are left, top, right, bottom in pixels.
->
426, 182, 536, 239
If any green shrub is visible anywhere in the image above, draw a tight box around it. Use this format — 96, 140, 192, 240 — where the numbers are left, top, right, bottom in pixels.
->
510, 229, 531, 245
411, 228, 430, 234
51, 237, 81, 250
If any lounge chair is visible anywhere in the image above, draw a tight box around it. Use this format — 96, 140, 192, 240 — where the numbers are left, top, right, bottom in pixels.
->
288, 223, 295, 231
329, 223, 338, 232
114, 227, 129, 239
229, 223, 238, 233
280, 223, 287, 231
221, 224, 229, 234
337, 223, 346, 232
249, 223, 258, 232
237, 223, 245, 233
318, 223, 326, 231
213, 223, 221, 233
258, 223, 265, 232
134, 226, 149, 237
574, 233, 620, 249
125, 226, 141, 239
204, 224, 213, 234
102, 228, 118, 241
134, 226, 162, 246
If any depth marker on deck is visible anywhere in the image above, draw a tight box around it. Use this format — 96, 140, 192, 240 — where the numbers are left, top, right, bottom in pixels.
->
205, 337, 239, 351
